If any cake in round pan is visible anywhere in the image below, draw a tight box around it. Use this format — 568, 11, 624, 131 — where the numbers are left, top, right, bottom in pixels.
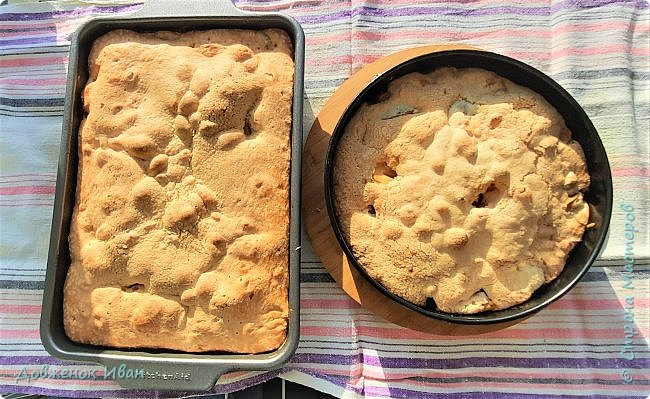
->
333, 67, 590, 314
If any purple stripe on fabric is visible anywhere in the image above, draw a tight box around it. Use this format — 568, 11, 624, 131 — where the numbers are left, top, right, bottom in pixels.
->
552, 0, 648, 13
295, 6, 545, 25
0, 4, 141, 22
0, 36, 58, 46
290, 354, 647, 370
293, 0, 647, 24
364, 386, 650, 399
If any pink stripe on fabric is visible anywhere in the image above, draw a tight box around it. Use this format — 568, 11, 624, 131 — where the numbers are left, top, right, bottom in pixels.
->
301, 327, 361, 338
301, 326, 632, 340
0, 305, 41, 314
631, 46, 650, 56
302, 297, 644, 311
551, 20, 647, 34
551, 44, 629, 56
0, 330, 40, 339
0, 179, 57, 185
0, 186, 55, 195
392, 378, 641, 393
22, 377, 118, 387
0, 57, 66, 67
0, 78, 66, 85
462, 327, 633, 340
612, 167, 650, 177
306, 21, 641, 45
515, 45, 648, 59
239, 0, 549, 12
305, 30, 522, 45
306, 43, 649, 66
307, 54, 380, 67
548, 298, 649, 310
0, 369, 118, 385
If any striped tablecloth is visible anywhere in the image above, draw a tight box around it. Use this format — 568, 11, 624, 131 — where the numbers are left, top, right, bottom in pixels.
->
1, 0, 649, 398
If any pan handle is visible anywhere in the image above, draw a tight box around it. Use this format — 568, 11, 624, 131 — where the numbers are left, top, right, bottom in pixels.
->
100, 358, 230, 392
132, 0, 248, 18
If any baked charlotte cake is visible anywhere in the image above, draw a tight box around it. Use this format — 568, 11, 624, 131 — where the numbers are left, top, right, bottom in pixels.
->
64, 29, 294, 352
333, 67, 591, 314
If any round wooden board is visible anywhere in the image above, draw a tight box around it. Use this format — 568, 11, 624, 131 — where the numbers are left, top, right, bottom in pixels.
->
302, 44, 524, 336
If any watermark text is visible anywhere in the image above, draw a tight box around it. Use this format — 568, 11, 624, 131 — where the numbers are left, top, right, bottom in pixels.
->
618, 203, 638, 383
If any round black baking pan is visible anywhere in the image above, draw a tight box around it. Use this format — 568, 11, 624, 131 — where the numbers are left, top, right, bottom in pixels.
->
324, 49, 613, 325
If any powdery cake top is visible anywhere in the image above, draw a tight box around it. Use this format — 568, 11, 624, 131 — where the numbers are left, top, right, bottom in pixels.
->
334, 67, 590, 314
64, 29, 294, 352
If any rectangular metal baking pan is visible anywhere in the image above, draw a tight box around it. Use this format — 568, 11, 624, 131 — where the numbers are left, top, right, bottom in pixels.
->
40, 0, 303, 392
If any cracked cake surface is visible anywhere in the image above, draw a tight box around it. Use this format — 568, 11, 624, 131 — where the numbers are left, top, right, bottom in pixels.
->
333, 67, 590, 314
63, 29, 294, 352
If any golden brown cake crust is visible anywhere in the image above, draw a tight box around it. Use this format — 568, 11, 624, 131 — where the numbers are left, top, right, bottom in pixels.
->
64, 29, 294, 352
334, 67, 590, 314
